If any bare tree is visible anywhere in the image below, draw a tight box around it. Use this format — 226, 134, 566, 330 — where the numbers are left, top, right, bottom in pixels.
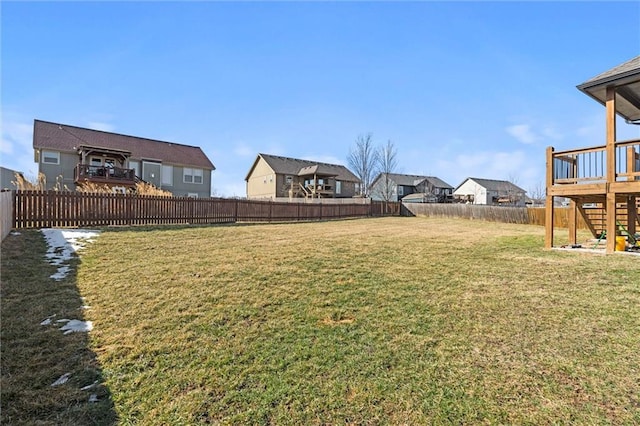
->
347, 133, 379, 197
372, 140, 398, 202
528, 181, 546, 206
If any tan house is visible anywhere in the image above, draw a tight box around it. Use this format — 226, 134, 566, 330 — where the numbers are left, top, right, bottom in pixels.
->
245, 153, 359, 200
33, 119, 215, 197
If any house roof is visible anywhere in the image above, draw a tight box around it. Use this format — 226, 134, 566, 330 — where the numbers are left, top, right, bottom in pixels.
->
576, 55, 640, 122
33, 119, 215, 170
454, 177, 526, 194
245, 153, 359, 182
374, 173, 453, 189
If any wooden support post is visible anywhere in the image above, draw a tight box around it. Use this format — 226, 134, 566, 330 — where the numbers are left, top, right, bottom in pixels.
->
545, 146, 555, 249
628, 146, 636, 181
605, 87, 617, 254
628, 195, 637, 237
606, 87, 616, 183
568, 199, 577, 245
606, 191, 617, 253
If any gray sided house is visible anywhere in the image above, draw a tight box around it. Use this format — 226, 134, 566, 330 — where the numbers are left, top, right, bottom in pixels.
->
32, 120, 215, 197
453, 177, 527, 206
245, 154, 359, 200
370, 173, 454, 202
0, 166, 23, 191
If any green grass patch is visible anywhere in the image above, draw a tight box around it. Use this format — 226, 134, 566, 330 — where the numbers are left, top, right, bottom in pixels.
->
2, 218, 640, 424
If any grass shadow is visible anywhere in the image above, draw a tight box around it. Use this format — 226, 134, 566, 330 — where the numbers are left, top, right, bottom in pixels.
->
1, 230, 118, 425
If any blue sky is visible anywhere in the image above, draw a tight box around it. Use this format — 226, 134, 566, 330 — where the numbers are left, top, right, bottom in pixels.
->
2, 1, 639, 196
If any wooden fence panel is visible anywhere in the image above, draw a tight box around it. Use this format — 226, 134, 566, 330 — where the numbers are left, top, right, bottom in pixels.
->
11, 191, 405, 229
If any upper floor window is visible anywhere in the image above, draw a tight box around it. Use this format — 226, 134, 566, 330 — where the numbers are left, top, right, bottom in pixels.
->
42, 150, 60, 165
183, 167, 203, 184
162, 165, 173, 186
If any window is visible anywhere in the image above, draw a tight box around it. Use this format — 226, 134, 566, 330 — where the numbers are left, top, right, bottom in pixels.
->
397, 186, 404, 196
183, 167, 203, 184
285, 175, 293, 184
42, 150, 60, 165
162, 165, 173, 186
129, 161, 140, 177
187, 193, 198, 198
336, 180, 342, 194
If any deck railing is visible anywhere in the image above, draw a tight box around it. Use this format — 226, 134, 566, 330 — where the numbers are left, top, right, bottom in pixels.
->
75, 164, 137, 183
551, 139, 640, 185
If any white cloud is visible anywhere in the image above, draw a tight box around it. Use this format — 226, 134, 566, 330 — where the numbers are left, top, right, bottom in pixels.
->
0, 117, 38, 177
506, 124, 537, 144
433, 149, 544, 194
233, 142, 254, 157
301, 154, 344, 165
87, 122, 115, 132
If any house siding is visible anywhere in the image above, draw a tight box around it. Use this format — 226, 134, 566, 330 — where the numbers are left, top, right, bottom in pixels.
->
246, 158, 277, 199
39, 151, 77, 190
453, 179, 488, 204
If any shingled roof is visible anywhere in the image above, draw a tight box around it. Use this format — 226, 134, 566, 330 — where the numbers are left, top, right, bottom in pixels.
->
577, 55, 640, 122
374, 173, 453, 189
454, 177, 526, 194
33, 119, 215, 170
246, 153, 359, 182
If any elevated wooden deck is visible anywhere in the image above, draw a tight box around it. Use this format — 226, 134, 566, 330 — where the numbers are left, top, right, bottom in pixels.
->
545, 91, 640, 253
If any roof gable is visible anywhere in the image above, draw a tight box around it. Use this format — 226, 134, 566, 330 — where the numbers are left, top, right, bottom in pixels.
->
33, 119, 215, 170
245, 153, 359, 182
454, 177, 526, 193
375, 173, 453, 189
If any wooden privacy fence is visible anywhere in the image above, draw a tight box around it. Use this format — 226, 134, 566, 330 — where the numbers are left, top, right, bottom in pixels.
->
11, 191, 400, 229
403, 203, 590, 229
1, 191, 13, 240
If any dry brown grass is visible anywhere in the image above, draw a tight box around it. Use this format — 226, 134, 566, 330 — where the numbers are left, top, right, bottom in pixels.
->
3, 217, 639, 424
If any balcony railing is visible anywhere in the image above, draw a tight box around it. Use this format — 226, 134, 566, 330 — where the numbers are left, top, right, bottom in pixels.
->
551, 139, 640, 185
75, 164, 137, 184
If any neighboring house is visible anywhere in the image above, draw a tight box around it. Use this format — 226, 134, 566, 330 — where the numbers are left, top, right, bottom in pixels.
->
0, 166, 23, 190
370, 173, 454, 202
453, 177, 527, 206
245, 153, 359, 200
32, 119, 215, 197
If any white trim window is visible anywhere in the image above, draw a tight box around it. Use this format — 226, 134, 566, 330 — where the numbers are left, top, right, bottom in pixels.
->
162, 165, 173, 186
42, 150, 60, 165
335, 180, 342, 194
183, 167, 203, 184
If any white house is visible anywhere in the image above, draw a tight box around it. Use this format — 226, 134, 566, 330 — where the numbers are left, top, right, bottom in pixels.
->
453, 177, 527, 207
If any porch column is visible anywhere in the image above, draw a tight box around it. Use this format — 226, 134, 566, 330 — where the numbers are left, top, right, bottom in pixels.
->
568, 199, 577, 245
545, 146, 554, 249
628, 195, 637, 237
605, 87, 617, 253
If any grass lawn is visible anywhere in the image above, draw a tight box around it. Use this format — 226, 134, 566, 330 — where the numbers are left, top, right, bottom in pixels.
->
2, 217, 639, 424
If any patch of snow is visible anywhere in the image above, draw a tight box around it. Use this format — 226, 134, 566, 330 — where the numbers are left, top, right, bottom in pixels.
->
88, 394, 99, 403
60, 319, 93, 335
80, 380, 99, 391
80, 305, 91, 310
51, 373, 71, 387
10, 231, 21, 236
40, 318, 52, 326
56, 319, 71, 323
40, 229, 100, 280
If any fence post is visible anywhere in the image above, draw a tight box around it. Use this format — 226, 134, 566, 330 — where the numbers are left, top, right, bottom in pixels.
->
269, 200, 272, 223
234, 199, 239, 223
319, 202, 322, 221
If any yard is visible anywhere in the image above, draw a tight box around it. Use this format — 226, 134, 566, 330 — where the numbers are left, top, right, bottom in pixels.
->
2, 217, 639, 424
